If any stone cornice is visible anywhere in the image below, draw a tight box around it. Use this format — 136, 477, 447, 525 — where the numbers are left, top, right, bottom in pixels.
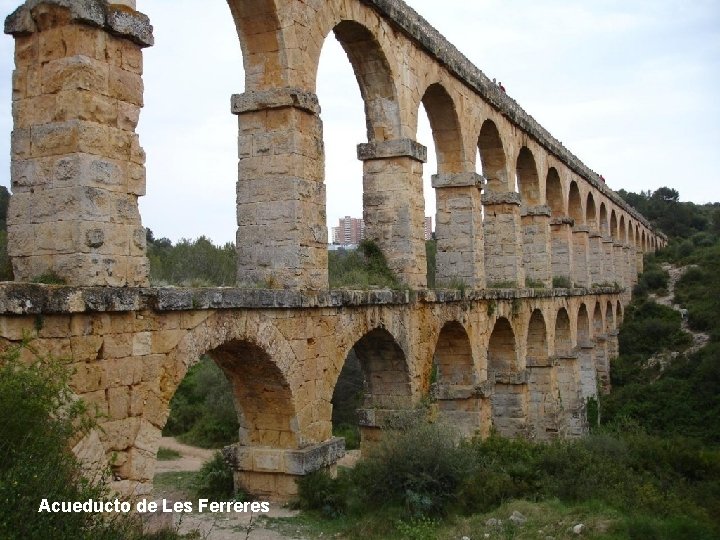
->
5, 0, 153, 47
0, 283, 625, 314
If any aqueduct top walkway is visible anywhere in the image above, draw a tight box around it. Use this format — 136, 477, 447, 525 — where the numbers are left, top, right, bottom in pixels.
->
1, 0, 665, 499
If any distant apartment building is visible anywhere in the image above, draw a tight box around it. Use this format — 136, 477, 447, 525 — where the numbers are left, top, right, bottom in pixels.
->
424, 216, 433, 240
331, 215, 433, 245
331, 216, 365, 246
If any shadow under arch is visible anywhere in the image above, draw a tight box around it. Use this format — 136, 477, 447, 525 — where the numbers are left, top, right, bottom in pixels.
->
516, 146, 541, 206
569, 181, 589, 286
478, 119, 508, 192
553, 307, 584, 437
525, 309, 561, 439
330, 326, 412, 450
488, 317, 527, 437
592, 302, 610, 392
576, 303, 597, 403
226, 0, 286, 88
166, 313, 304, 448
326, 20, 401, 141
209, 340, 297, 449
420, 82, 466, 174
431, 320, 485, 437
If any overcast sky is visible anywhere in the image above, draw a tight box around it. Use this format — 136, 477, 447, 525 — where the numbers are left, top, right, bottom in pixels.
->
0, 0, 718, 244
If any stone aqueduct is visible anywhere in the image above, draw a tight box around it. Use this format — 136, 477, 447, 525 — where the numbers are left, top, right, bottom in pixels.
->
1, 0, 666, 498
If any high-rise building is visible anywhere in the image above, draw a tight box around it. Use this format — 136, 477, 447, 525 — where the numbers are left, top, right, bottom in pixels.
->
332, 216, 365, 246
331, 215, 432, 244
424, 216, 433, 240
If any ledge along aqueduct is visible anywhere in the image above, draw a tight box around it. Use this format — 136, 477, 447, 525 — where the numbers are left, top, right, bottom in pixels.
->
2, 0, 666, 499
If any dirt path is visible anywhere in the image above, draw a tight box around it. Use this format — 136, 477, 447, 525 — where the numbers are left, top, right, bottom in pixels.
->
651, 263, 710, 354
152, 437, 302, 540
155, 436, 214, 473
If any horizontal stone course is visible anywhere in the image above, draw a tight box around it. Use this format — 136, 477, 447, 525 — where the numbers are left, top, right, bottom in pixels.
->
0, 283, 625, 315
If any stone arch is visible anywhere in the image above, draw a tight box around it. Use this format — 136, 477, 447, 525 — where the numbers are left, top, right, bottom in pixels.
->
599, 202, 609, 236
432, 321, 484, 437
576, 304, 596, 401
554, 308, 573, 356
526, 309, 549, 362
525, 308, 558, 439
227, 0, 286, 89
568, 181, 583, 224
586, 193, 598, 230
419, 83, 465, 174
488, 317, 518, 374
592, 303, 604, 336
478, 119, 508, 191
345, 327, 412, 409
610, 210, 618, 240
488, 317, 526, 437
606, 300, 616, 331
210, 340, 297, 448
616, 301, 624, 325
592, 302, 609, 392
170, 312, 303, 447
554, 307, 583, 436
325, 20, 401, 141
577, 304, 591, 343
619, 215, 627, 243
516, 146, 541, 205
546, 168, 564, 216
433, 321, 475, 385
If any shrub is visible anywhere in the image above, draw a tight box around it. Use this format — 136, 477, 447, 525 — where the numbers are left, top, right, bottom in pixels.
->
552, 276, 572, 288
351, 422, 472, 516
329, 241, 400, 289
192, 452, 236, 500
296, 469, 349, 518
0, 342, 153, 539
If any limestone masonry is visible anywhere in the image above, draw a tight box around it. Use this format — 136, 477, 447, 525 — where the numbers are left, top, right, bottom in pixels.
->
2, 0, 666, 499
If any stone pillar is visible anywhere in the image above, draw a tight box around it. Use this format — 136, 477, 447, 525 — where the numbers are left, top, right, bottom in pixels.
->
551, 217, 573, 287
636, 247, 644, 276
571, 226, 590, 288
358, 139, 427, 288
588, 231, 603, 286
624, 245, 636, 286
593, 334, 611, 393
431, 383, 490, 439
521, 205, 552, 287
433, 172, 485, 288
233, 89, 327, 289
490, 370, 529, 438
5, 0, 153, 286
482, 191, 524, 287
607, 329, 619, 360
223, 438, 345, 501
555, 354, 585, 437
356, 406, 420, 450
602, 236, 615, 285
526, 357, 561, 440
613, 243, 625, 288
577, 341, 598, 402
